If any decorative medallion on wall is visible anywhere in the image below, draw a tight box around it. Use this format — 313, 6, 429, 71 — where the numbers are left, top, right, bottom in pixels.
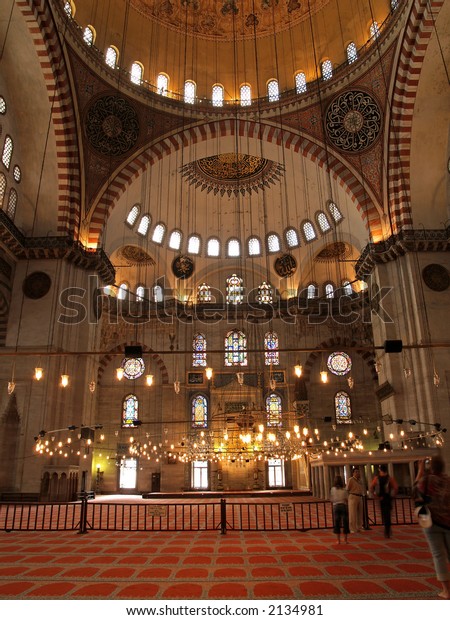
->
172, 255, 194, 279
327, 352, 352, 376
325, 90, 382, 153
85, 95, 139, 157
181, 153, 284, 196
121, 357, 145, 379
22, 272, 51, 299
119, 245, 156, 266
274, 254, 297, 278
422, 264, 450, 292
315, 242, 352, 262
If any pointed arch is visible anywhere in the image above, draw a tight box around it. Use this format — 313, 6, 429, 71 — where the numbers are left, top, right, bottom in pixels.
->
97, 342, 169, 385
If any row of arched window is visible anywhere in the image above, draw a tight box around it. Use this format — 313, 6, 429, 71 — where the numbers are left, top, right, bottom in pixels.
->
0, 96, 21, 221
110, 277, 355, 305
125, 202, 343, 257
121, 390, 352, 429
63, 0, 399, 106
192, 331, 279, 368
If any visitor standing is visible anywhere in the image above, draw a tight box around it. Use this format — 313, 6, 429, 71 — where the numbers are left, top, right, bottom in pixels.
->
347, 467, 364, 533
370, 464, 398, 538
330, 475, 350, 544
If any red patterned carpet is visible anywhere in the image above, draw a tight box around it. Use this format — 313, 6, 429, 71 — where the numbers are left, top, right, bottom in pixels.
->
0, 525, 444, 600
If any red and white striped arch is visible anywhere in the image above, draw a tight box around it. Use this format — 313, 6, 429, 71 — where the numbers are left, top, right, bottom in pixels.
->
387, 0, 444, 232
87, 119, 383, 246
17, 0, 81, 237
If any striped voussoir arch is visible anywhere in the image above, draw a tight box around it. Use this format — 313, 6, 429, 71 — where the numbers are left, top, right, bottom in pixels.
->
17, 0, 81, 238
97, 343, 169, 385
88, 119, 382, 245
303, 338, 377, 383
387, 0, 444, 232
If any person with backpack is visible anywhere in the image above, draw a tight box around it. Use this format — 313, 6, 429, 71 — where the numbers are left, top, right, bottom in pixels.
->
370, 464, 398, 538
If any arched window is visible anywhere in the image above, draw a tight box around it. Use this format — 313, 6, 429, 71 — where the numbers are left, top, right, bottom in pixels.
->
122, 394, 139, 428
153, 284, 163, 302
342, 280, 353, 296
295, 72, 307, 94
130, 62, 143, 85
117, 282, 128, 300
328, 201, 343, 223
197, 283, 211, 303
207, 237, 220, 257
391, 0, 399, 9
257, 282, 273, 304
126, 204, 140, 226
321, 59, 333, 81
307, 284, 317, 299
335, 391, 352, 424
2, 135, 13, 170
187, 235, 200, 255
0, 97, 6, 114
137, 214, 150, 236
192, 334, 207, 367
169, 230, 182, 250
226, 274, 244, 304
136, 285, 145, 302
325, 283, 335, 299
346, 42, 358, 64
225, 330, 247, 366
240, 84, 251, 107
152, 223, 166, 244
302, 220, 317, 242
264, 332, 279, 366
83, 25, 95, 46
63, 1, 74, 17
6, 188, 16, 220
192, 394, 208, 428
184, 80, 196, 104
157, 73, 169, 96
317, 211, 332, 233
285, 228, 300, 248
248, 236, 261, 256
105, 46, 118, 69
266, 393, 282, 427
227, 238, 240, 257
267, 79, 279, 102
370, 21, 380, 39
212, 84, 224, 107
0, 173, 6, 209
267, 233, 281, 253
13, 165, 21, 183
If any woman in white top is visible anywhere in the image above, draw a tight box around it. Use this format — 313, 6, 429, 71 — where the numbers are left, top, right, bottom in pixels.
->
330, 475, 350, 544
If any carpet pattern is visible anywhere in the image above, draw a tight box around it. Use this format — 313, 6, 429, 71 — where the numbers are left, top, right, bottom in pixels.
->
0, 525, 444, 600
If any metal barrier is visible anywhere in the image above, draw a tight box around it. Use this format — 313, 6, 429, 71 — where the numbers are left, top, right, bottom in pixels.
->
0, 497, 417, 533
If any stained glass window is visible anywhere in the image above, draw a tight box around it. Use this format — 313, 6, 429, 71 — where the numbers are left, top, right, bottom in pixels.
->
264, 332, 279, 366
285, 228, 299, 248
227, 238, 240, 257
212, 84, 224, 107
347, 42, 358, 64
302, 221, 317, 242
321, 60, 333, 81
188, 235, 201, 255
317, 211, 331, 233
207, 237, 220, 257
169, 230, 182, 250
13, 165, 21, 183
226, 274, 244, 304
258, 282, 273, 304
136, 286, 145, 301
2, 136, 13, 170
152, 223, 166, 244
130, 62, 143, 85
248, 237, 261, 256
328, 201, 343, 223
307, 284, 317, 299
267, 233, 281, 253
105, 46, 118, 69
295, 72, 307, 94
370, 21, 380, 39
6, 188, 16, 220
184, 80, 196, 104
0, 97, 6, 114
157, 73, 169, 96
122, 394, 139, 427
197, 283, 212, 303
325, 283, 334, 299
192, 334, 207, 367
137, 214, 150, 235
335, 391, 352, 424
224, 330, 247, 366
192, 394, 208, 428
126, 204, 140, 226
122, 357, 145, 380
267, 79, 279, 102
0, 173, 5, 209
240, 84, 251, 107
328, 352, 352, 376
266, 393, 282, 427
83, 26, 95, 46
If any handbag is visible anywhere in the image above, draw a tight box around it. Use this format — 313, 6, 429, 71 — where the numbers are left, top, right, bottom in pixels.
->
414, 504, 433, 528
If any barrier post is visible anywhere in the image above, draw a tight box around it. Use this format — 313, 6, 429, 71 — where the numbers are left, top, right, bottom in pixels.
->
220, 498, 227, 535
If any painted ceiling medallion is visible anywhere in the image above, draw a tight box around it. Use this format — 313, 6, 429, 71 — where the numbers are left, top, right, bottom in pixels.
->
119, 245, 156, 266
181, 153, 284, 196
85, 95, 139, 157
315, 242, 352, 262
130, 0, 330, 41
325, 90, 382, 153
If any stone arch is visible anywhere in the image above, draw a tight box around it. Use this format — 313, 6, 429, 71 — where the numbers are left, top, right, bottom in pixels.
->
303, 337, 378, 382
97, 342, 169, 385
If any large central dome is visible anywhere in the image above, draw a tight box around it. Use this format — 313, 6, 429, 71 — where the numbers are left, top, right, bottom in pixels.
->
130, 0, 331, 41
